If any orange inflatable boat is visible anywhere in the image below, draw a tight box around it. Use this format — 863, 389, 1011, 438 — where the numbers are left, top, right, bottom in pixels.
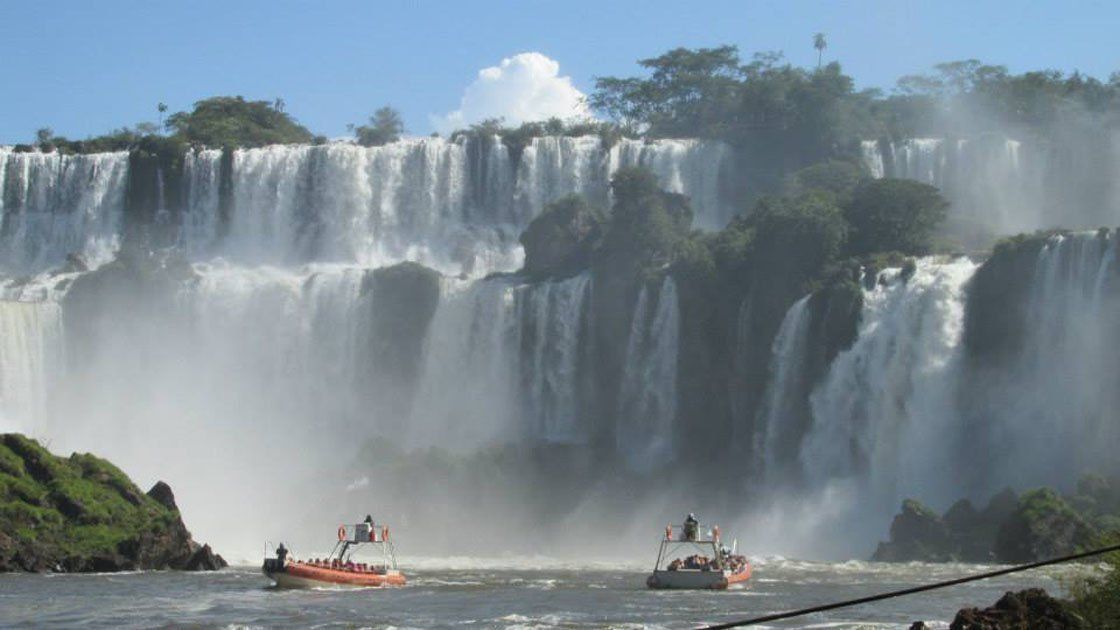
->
263, 520, 406, 588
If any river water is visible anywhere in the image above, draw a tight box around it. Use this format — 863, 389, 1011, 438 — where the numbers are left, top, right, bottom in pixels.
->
0, 556, 1078, 628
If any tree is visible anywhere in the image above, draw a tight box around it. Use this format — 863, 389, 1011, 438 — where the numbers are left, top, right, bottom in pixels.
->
165, 96, 313, 147
157, 102, 168, 128
35, 127, 54, 147
591, 46, 742, 137
813, 33, 828, 69
598, 167, 692, 272
354, 106, 404, 147
134, 122, 160, 136
843, 179, 949, 256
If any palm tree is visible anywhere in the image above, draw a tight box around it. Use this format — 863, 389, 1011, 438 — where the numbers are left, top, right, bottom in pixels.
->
813, 33, 827, 69
157, 102, 168, 128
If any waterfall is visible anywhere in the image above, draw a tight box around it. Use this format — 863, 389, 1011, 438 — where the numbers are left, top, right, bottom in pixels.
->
516, 273, 592, 444
858, 135, 1120, 239
0, 148, 129, 274
0, 300, 62, 434
800, 258, 978, 512
969, 232, 1120, 491
616, 277, 680, 471
753, 295, 813, 482
408, 273, 593, 450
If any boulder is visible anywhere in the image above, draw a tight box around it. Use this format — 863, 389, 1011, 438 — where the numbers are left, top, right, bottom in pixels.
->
519, 194, 604, 279
948, 589, 1085, 629
872, 499, 954, 562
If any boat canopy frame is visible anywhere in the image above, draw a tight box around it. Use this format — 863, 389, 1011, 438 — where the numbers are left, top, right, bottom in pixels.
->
328, 522, 399, 570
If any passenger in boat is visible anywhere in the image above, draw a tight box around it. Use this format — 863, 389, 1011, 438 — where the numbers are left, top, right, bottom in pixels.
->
667, 559, 682, 571
364, 514, 374, 525
684, 513, 699, 541
276, 543, 288, 566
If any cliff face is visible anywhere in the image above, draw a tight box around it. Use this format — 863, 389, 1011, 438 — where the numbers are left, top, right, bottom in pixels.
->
0, 434, 225, 572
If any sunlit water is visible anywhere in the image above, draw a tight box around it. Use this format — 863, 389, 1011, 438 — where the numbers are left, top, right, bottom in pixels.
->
0, 557, 1079, 628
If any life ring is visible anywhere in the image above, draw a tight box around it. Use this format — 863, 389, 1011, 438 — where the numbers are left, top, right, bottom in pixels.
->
338, 525, 347, 541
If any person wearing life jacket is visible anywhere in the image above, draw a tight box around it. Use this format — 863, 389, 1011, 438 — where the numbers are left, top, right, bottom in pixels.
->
684, 513, 699, 541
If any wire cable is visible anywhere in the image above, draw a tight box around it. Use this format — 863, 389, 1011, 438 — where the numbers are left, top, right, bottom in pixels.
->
700, 543, 1120, 629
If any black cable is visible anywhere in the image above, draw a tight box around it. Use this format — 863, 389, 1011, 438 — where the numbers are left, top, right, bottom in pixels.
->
700, 543, 1120, 629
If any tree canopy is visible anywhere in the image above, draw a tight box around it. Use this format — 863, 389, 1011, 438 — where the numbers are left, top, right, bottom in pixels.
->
165, 96, 313, 147
843, 179, 949, 256
353, 106, 405, 147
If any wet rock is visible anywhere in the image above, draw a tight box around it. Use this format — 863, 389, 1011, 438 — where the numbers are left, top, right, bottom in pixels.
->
520, 194, 604, 279
181, 543, 227, 571
949, 588, 1085, 629
872, 499, 953, 562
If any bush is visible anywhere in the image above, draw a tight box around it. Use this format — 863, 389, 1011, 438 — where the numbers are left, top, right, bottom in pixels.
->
353, 106, 404, 147
598, 167, 692, 275
1067, 533, 1120, 626
844, 178, 949, 256
165, 96, 313, 147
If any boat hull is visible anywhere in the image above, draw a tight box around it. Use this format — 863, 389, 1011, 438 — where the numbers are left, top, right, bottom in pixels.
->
646, 564, 751, 590
265, 563, 406, 588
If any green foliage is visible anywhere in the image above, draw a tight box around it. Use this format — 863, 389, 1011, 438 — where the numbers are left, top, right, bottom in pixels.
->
893, 60, 1120, 134
784, 159, 867, 201
353, 106, 404, 147
165, 96, 313, 147
592, 46, 881, 174
519, 194, 606, 278
598, 167, 693, 275
1067, 532, 1120, 625
843, 179, 949, 256
0, 434, 175, 562
450, 117, 632, 161
744, 191, 849, 290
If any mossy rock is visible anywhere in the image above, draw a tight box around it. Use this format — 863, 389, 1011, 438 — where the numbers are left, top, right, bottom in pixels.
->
0, 434, 225, 572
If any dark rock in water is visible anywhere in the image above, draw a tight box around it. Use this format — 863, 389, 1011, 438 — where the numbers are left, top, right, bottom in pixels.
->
948, 588, 1085, 629
0, 433, 224, 573
182, 543, 227, 571
519, 194, 605, 279
873, 486, 1107, 565
994, 489, 1095, 563
872, 499, 953, 562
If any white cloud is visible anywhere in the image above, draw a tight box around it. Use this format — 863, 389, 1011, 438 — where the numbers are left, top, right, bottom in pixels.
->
432, 52, 592, 133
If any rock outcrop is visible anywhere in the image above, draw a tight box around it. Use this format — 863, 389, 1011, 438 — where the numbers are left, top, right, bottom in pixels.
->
519, 194, 605, 279
948, 588, 1085, 629
876, 484, 1106, 564
0, 433, 226, 572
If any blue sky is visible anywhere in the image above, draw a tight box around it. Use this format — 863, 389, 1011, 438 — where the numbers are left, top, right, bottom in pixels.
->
2, 0, 1118, 143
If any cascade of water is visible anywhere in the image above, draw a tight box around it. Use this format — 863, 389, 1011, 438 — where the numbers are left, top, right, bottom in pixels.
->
612, 138, 732, 229
408, 277, 521, 450
516, 273, 592, 444
973, 232, 1120, 490
0, 148, 129, 274
800, 258, 978, 513
753, 295, 813, 482
616, 277, 680, 471
0, 300, 62, 434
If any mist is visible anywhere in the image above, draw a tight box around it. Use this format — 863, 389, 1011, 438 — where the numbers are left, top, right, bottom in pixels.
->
1, 56, 1119, 567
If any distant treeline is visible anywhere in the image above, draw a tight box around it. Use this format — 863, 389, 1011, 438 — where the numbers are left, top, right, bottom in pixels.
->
16, 45, 1119, 164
